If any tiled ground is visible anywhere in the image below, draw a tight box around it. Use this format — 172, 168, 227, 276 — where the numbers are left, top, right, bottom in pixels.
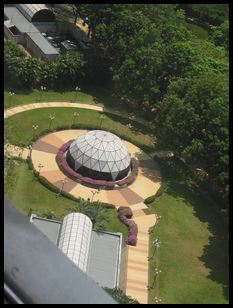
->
31, 130, 161, 206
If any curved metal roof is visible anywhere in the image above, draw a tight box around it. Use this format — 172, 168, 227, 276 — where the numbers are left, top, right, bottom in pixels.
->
68, 130, 131, 180
58, 213, 92, 272
16, 4, 54, 22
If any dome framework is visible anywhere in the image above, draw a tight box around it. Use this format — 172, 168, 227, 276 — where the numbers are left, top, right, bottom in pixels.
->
66, 130, 131, 181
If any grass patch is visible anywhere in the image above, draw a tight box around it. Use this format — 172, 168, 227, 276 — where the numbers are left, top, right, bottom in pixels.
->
185, 21, 209, 41
3, 86, 130, 112
144, 157, 228, 304
5, 107, 154, 150
5, 160, 128, 238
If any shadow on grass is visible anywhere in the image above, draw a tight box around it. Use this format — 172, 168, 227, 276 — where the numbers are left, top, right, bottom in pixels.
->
135, 154, 162, 183
154, 156, 229, 301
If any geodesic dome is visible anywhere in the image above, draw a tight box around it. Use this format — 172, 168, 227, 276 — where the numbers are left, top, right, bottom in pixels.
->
66, 130, 131, 181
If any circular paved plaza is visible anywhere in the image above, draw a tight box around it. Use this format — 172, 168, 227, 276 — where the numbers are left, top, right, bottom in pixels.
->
31, 129, 161, 207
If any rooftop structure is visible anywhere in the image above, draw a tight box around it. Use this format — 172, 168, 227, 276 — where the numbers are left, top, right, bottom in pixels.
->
16, 4, 55, 23
30, 213, 124, 288
66, 130, 131, 181
4, 5, 59, 60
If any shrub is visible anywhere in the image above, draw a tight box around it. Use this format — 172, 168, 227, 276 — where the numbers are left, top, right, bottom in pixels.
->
155, 185, 164, 198
117, 206, 133, 218
144, 195, 156, 205
118, 214, 138, 246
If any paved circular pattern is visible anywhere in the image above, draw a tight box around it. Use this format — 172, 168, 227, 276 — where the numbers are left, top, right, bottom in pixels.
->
31, 129, 161, 206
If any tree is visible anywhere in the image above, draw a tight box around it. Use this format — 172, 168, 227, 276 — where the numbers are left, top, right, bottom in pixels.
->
53, 51, 86, 87
210, 20, 229, 55
189, 4, 229, 25
153, 71, 228, 206
68, 200, 109, 230
104, 287, 139, 304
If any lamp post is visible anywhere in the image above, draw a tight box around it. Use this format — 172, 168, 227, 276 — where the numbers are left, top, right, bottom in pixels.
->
91, 190, 100, 202
154, 297, 162, 304
126, 123, 132, 136
48, 114, 55, 129
72, 112, 79, 126
32, 124, 38, 140
74, 86, 81, 103
57, 179, 68, 197
148, 238, 161, 261
100, 115, 106, 128
28, 144, 33, 159
38, 163, 44, 175
9, 91, 15, 107
40, 86, 46, 102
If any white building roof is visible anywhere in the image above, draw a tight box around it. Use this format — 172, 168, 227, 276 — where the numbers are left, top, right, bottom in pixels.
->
68, 130, 131, 179
58, 213, 92, 273
16, 4, 53, 22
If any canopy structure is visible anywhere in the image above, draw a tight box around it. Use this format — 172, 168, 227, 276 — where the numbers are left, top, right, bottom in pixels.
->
58, 213, 92, 272
66, 130, 131, 181
16, 4, 55, 22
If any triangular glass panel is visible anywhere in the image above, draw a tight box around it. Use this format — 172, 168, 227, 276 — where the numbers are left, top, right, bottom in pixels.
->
99, 160, 107, 171
111, 171, 119, 181
85, 159, 91, 169
82, 154, 90, 165
111, 163, 120, 172
75, 161, 82, 170
90, 158, 98, 169
102, 163, 111, 173
108, 161, 115, 171
104, 151, 111, 161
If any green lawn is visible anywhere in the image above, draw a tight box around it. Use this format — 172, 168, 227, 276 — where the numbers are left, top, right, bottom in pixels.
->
5, 160, 128, 238
3, 86, 129, 112
145, 158, 228, 304
185, 21, 209, 41
5, 107, 154, 150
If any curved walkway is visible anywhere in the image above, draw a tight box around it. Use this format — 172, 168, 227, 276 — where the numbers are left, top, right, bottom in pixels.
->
4, 101, 150, 126
4, 102, 159, 304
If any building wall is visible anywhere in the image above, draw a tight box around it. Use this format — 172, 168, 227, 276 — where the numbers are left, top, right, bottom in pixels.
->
118, 244, 129, 292
4, 25, 22, 44
24, 33, 58, 61
32, 22, 57, 33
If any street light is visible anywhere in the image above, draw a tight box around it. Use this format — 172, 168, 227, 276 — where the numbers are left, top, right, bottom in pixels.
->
126, 123, 132, 136
57, 179, 68, 197
9, 91, 15, 107
40, 86, 46, 102
91, 190, 100, 202
28, 144, 33, 158
73, 86, 81, 103
148, 238, 161, 261
100, 114, 106, 128
38, 163, 44, 175
154, 297, 162, 304
48, 114, 55, 129
32, 124, 38, 139
72, 112, 79, 126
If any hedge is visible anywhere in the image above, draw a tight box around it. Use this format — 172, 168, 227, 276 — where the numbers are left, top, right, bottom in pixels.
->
117, 206, 133, 218
118, 214, 138, 246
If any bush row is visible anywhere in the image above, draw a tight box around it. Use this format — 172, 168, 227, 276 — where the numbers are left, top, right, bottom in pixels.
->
144, 184, 166, 205
117, 206, 133, 218
118, 215, 138, 246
